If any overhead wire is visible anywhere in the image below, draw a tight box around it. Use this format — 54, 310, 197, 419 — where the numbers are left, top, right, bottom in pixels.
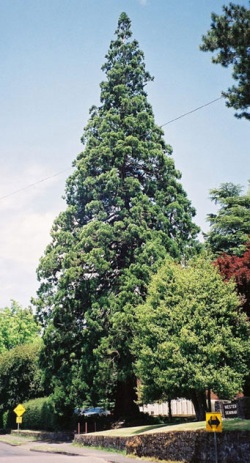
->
160, 96, 223, 127
0, 96, 223, 202
0, 168, 71, 201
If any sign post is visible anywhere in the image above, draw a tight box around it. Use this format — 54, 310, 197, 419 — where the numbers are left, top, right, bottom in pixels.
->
13, 404, 26, 431
223, 402, 238, 419
206, 412, 222, 463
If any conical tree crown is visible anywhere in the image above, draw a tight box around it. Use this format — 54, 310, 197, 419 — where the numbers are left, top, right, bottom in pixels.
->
35, 13, 199, 415
65, 12, 197, 252
100, 12, 153, 105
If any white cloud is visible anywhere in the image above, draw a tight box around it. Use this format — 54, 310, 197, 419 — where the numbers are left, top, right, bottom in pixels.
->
0, 163, 65, 212
0, 208, 57, 305
0, 211, 55, 264
0, 163, 67, 308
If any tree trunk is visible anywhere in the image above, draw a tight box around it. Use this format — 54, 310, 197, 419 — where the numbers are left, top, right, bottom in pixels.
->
168, 398, 172, 421
207, 388, 212, 412
243, 375, 250, 396
190, 389, 207, 421
113, 375, 139, 418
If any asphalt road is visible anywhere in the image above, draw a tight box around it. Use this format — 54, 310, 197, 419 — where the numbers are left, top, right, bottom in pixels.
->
0, 442, 106, 462
0, 440, 160, 463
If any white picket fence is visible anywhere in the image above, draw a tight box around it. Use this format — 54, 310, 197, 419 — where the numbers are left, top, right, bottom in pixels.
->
140, 398, 195, 416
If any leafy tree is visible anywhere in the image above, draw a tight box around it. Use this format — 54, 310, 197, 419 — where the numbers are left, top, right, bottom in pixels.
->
215, 243, 250, 318
134, 255, 250, 421
34, 12, 200, 418
205, 182, 250, 256
214, 245, 250, 395
200, 2, 250, 120
0, 340, 44, 412
0, 300, 40, 353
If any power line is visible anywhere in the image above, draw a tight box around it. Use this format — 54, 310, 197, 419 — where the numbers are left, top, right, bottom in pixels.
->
0, 168, 71, 201
160, 96, 223, 127
0, 96, 223, 202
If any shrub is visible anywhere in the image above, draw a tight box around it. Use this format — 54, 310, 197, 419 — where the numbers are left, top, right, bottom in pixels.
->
22, 397, 58, 431
1, 397, 58, 431
1, 396, 78, 432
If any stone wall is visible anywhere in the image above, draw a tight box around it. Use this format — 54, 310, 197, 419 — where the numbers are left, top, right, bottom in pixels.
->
74, 433, 129, 451
75, 430, 250, 463
128, 431, 250, 463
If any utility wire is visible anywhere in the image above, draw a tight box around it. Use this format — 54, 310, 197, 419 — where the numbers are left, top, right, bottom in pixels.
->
160, 96, 223, 127
0, 96, 223, 202
0, 168, 71, 201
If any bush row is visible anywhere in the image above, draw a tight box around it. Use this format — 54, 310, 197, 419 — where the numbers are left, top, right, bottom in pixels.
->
1, 397, 59, 431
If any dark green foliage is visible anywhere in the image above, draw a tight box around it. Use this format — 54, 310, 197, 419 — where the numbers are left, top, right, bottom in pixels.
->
205, 182, 250, 256
22, 397, 59, 431
1, 397, 59, 431
2, 409, 16, 430
0, 341, 44, 412
200, 2, 250, 120
35, 12, 199, 417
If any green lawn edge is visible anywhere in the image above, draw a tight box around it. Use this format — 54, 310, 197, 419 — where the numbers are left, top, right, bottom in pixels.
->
83, 418, 250, 437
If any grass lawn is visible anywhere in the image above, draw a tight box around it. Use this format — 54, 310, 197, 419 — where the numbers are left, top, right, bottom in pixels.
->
84, 418, 250, 437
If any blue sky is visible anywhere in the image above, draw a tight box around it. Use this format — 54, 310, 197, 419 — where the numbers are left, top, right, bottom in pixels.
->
0, 0, 249, 308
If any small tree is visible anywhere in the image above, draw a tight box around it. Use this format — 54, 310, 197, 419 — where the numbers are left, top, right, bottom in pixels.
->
0, 300, 40, 353
214, 245, 250, 395
215, 243, 250, 318
0, 340, 44, 412
200, 2, 250, 120
205, 182, 250, 256
134, 255, 250, 421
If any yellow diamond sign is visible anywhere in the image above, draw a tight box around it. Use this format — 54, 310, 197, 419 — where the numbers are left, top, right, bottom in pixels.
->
14, 404, 26, 417
206, 412, 222, 433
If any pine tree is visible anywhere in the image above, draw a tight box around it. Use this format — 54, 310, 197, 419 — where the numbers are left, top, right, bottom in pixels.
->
35, 12, 199, 418
200, 2, 250, 120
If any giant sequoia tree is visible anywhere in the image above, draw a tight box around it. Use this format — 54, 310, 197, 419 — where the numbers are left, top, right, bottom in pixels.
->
35, 13, 199, 418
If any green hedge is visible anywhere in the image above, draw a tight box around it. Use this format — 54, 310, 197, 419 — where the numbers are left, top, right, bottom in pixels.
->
2, 408, 16, 430
22, 397, 57, 431
2, 397, 59, 431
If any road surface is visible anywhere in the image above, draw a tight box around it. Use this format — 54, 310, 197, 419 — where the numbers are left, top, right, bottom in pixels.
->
0, 441, 106, 462
0, 440, 160, 463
